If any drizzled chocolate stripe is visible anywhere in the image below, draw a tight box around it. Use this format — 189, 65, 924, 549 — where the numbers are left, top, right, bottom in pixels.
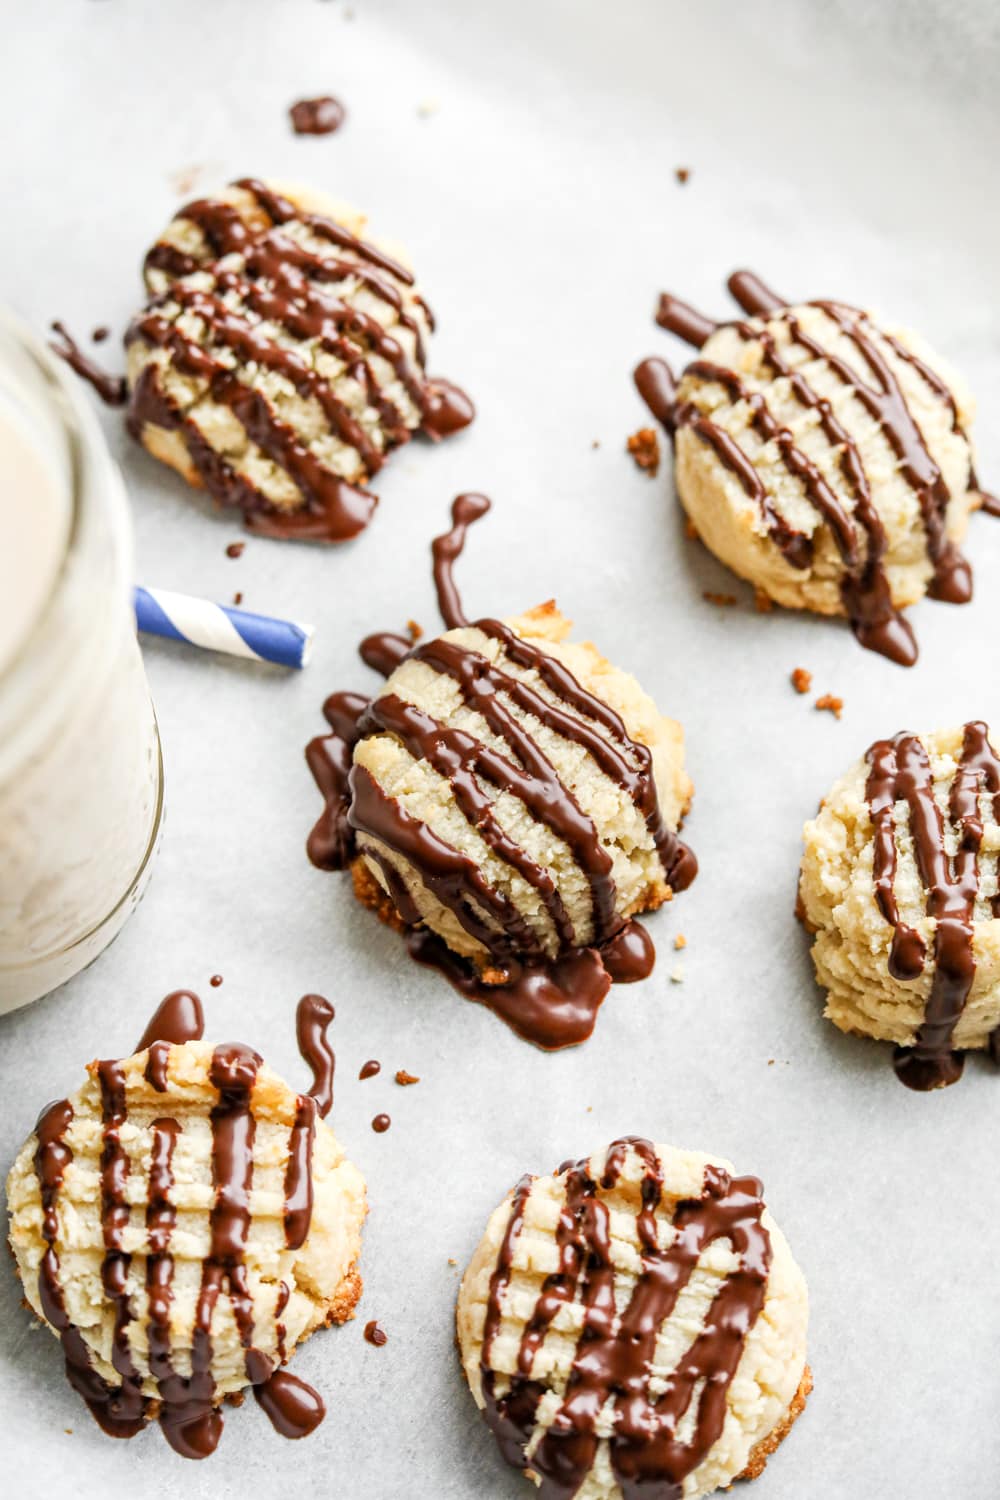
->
30, 993, 332, 1457
865, 721, 1000, 1090
97, 1060, 146, 1421
480, 1141, 772, 1499
738, 321, 918, 666
800, 301, 971, 605
34, 1099, 147, 1438
285, 994, 337, 1250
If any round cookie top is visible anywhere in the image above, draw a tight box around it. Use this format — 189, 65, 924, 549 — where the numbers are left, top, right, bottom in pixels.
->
125, 177, 473, 542
5, 992, 366, 1458
644, 271, 985, 666
305, 496, 697, 1050
457, 1138, 809, 1500
799, 720, 1000, 1090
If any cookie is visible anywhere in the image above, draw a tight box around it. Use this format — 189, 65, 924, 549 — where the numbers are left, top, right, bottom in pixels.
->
126, 177, 473, 541
799, 720, 1000, 1089
637, 270, 992, 665
457, 1137, 810, 1499
306, 496, 696, 1048
5, 991, 366, 1457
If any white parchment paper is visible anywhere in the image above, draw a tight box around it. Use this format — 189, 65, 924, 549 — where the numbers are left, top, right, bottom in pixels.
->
2, 1, 1000, 1496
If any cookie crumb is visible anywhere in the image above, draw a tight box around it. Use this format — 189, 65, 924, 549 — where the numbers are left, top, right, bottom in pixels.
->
233, 591, 244, 606
702, 591, 737, 608
364, 1319, 388, 1347
64, 1429, 73, 1435
626, 427, 660, 476
407, 619, 423, 643
675, 167, 691, 184
448, 1257, 457, 1266
684, 518, 700, 542
767, 1058, 775, 1067
754, 587, 773, 613
791, 667, 812, 694
670, 965, 685, 983
169, 164, 204, 197
91, 326, 110, 344
674, 933, 687, 950
225, 541, 245, 559
591, 439, 601, 450
395, 1069, 420, 1086
815, 693, 843, 720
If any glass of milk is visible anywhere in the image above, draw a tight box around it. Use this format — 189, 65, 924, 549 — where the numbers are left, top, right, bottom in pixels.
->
0, 313, 163, 1010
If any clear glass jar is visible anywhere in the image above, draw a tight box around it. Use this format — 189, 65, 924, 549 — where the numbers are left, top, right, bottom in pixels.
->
0, 313, 163, 1011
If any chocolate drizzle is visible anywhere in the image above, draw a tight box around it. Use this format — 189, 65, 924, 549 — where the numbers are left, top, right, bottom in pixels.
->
864, 722, 1000, 1090
127, 177, 473, 541
29, 991, 336, 1456
638, 269, 990, 666
305, 495, 695, 1049
289, 96, 346, 135
431, 492, 492, 627
479, 1141, 772, 1497
50, 321, 126, 407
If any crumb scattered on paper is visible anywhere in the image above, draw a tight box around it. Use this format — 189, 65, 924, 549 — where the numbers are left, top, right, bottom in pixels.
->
674, 933, 687, 950
675, 167, 691, 184
791, 667, 812, 694
395, 1069, 420, 1086
703, 591, 736, 608
815, 693, 843, 719
626, 427, 660, 476
169, 165, 205, 197
670, 965, 684, 983
233, 591, 243, 606
407, 620, 423, 643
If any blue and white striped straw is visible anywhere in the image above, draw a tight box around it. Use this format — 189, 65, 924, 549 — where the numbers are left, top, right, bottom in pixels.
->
134, 586, 314, 670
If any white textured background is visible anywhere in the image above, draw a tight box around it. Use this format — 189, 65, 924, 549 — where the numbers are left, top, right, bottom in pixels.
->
2, 1, 1000, 1495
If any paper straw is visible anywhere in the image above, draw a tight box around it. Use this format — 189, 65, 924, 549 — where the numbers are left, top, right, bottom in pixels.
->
134, 586, 313, 670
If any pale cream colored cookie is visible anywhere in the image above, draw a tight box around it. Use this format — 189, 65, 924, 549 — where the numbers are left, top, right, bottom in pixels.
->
126, 177, 469, 539
668, 290, 982, 663
352, 602, 694, 967
457, 1138, 810, 1499
799, 721, 1000, 1084
6, 1033, 366, 1444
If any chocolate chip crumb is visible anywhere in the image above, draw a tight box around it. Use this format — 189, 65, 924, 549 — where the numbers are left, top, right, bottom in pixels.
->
225, 541, 245, 559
